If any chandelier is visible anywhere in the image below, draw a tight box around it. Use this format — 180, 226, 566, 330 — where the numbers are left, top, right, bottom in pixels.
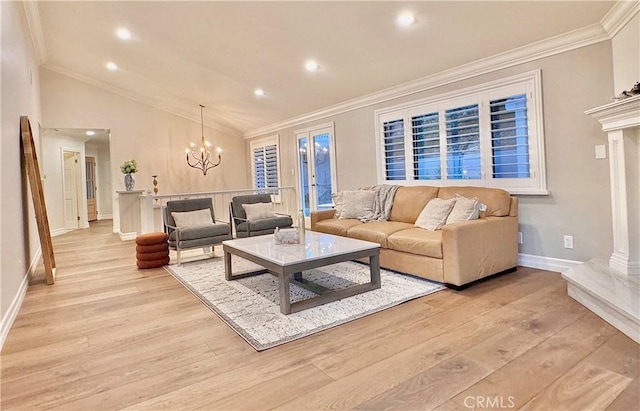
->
185, 104, 222, 175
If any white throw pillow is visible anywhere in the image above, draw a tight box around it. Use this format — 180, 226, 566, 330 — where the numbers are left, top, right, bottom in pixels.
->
171, 208, 213, 228
414, 198, 456, 231
332, 191, 344, 218
446, 195, 480, 224
339, 190, 375, 220
242, 202, 276, 221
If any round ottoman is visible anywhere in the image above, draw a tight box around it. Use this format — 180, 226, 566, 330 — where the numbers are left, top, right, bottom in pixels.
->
135, 232, 169, 269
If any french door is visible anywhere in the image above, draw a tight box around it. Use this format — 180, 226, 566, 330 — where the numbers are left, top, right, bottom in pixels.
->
295, 123, 337, 217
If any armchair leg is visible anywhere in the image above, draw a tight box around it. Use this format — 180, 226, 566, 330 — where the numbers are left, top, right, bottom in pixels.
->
177, 248, 181, 266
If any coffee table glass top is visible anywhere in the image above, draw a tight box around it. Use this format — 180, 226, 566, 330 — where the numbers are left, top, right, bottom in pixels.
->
223, 231, 379, 266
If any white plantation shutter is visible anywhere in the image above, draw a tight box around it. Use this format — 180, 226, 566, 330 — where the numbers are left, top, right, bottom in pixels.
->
382, 118, 406, 181
251, 136, 280, 190
374, 71, 547, 194
411, 112, 441, 180
253, 146, 266, 188
445, 104, 481, 180
489, 94, 530, 178
264, 144, 279, 188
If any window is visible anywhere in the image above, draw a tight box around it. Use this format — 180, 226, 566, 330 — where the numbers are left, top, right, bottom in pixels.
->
375, 70, 547, 194
250, 135, 281, 191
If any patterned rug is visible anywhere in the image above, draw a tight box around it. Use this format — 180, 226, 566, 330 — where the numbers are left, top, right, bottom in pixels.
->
164, 255, 444, 351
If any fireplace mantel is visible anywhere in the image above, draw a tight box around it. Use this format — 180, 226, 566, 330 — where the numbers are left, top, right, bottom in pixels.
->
585, 95, 639, 276
562, 95, 640, 344
585, 95, 640, 131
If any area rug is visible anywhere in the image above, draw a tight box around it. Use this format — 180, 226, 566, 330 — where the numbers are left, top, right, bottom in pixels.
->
164, 256, 444, 351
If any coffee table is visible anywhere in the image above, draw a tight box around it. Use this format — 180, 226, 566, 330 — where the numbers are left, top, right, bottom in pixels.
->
222, 231, 380, 314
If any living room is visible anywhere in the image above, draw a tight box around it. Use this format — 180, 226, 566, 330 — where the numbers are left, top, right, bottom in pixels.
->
2, 1, 639, 409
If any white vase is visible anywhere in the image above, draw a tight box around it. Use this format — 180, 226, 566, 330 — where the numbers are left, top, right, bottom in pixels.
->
124, 174, 135, 191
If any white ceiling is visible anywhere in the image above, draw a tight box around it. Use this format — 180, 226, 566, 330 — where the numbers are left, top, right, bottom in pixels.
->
36, 1, 616, 136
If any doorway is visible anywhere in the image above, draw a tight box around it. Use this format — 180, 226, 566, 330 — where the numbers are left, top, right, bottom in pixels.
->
62, 150, 82, 229
295, 123, 337, 217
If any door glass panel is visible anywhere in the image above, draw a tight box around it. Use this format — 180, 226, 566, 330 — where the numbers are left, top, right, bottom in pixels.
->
86, 160, 95, 200
298, 137, 310, 216
313, 133, 333, 212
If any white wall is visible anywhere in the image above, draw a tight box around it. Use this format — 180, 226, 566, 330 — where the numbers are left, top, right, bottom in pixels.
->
40, 69, 249, 232
1, 1, 43, 347
611, 12, 640, 95
247, 41, 615, 264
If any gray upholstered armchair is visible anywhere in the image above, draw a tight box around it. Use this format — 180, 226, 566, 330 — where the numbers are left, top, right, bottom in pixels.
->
229, 194, 293, 238
164, 198, 231, 265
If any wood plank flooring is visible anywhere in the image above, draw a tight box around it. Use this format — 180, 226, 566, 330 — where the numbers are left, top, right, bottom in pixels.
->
1, 220, 638, 410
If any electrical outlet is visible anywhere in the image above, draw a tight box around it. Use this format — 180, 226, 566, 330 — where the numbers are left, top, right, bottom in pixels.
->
563, 235, 574, 249
518, 232, 523, 244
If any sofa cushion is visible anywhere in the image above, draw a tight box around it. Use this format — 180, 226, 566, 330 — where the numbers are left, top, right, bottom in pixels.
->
387, 228, 443, 259
346, 221, 413, 247
169, 223, 230, 242
313, 218, 362, 236
438, 186, 511, 217
389, 186, 440, 223
236, 216, 293, 233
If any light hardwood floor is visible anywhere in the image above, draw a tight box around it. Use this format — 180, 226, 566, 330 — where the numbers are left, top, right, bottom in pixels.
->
1, 220, 638, 410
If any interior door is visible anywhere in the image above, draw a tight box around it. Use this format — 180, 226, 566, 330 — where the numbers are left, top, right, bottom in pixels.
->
63, 151, 80, 229
86, 156, 97, 221
296, 124, 337, 217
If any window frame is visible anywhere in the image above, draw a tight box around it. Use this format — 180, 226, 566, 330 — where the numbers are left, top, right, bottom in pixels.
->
374, 70, 548, 195
249, 134, 282, 199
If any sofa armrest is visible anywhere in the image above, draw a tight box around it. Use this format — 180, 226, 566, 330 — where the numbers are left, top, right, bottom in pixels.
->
441, 216, 518, 287
310, 209, 337, 230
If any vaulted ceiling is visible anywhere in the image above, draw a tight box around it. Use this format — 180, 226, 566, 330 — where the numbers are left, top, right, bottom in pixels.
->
33, 1, 616, 136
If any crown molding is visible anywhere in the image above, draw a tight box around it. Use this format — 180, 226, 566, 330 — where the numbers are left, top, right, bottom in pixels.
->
601, 0, 640, 37
42, 63, 242, 138
22, 1, 47, 64
244, 23, 609, 139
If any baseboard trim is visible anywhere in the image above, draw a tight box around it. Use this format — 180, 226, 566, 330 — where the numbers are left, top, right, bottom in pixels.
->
118, 231, 137, 241
50, 228, 71, 237
98, 214, 113, 220
518, 253, 583, 273
0, 248, 41, 350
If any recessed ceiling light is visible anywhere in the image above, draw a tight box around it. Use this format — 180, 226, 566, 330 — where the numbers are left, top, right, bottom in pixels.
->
397, 12, 415, 27
305, 60, 319, 72
116, 27, 131, 41
106, 62, 118, 71
254, 88, 265, 97
86, 130, 95, 136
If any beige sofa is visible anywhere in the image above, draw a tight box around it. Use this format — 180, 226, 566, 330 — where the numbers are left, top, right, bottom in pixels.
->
310, 186, 518, 289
